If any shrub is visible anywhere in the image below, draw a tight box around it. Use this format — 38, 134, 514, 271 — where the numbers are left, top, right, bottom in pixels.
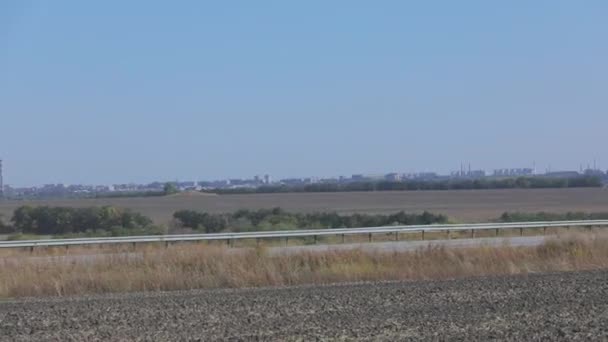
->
173, 208, 448, 233
11, 205, 155, 235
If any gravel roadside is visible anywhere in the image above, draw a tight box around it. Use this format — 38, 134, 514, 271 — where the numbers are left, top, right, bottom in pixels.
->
1, 270, 608, 341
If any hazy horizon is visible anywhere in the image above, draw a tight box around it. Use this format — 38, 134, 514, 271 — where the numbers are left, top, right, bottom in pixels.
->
0, 159, 602, 188
2, 1, 607, 187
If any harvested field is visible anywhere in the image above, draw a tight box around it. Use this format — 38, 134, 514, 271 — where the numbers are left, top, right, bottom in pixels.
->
1, 270, 608, 341
1, 188, 608, 224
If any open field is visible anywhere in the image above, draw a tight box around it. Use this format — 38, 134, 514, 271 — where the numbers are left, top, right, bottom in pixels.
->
1, 187, 608, 224
1, 270, 607, 340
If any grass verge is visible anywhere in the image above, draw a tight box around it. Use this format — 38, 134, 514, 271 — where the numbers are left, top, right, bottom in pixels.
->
1, 232, 608, 298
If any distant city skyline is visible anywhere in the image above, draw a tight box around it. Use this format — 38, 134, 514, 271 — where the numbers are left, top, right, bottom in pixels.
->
2, 1, 607, 187
0, 158, 604, 188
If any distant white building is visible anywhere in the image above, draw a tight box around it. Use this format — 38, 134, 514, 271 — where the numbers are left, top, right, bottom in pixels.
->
385, 173, 401, 182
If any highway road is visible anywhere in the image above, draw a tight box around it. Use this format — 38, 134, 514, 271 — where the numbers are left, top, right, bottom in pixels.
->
269, 235, 549, 255
1, 270, 607, 340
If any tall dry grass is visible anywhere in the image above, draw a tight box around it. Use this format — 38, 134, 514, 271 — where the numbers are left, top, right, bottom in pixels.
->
1, 233, 608, 298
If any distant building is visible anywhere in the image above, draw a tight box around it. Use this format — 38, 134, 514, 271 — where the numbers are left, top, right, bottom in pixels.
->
351, 174, 365, 181
363, 174, 385, 181
385, 173, 401, 182
450, 170, 485, 178
229, 179, 247, 186
414, 172, 439, 180
493, 168, 534, 177
544, 171, 580, 178
468, 170, 486, 178
584, 169, 604, 177
280, 178, 306, 185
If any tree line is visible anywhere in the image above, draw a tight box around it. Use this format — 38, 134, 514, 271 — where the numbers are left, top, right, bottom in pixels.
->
1, 206, 448, 237
3, 205, 608, 237
173, 207, 448, 233
209, 176, 603, 194
8, 206, 159, 236
498, 211, 608, 222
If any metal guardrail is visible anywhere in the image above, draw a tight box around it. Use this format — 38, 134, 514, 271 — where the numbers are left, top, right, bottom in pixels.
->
1, 219, 607, 249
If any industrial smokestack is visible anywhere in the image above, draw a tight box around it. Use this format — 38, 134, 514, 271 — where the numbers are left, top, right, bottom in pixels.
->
0, 159, 3, 199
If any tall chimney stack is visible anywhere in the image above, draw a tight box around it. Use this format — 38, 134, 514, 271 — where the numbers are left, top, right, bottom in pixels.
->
0, 159, 4, 199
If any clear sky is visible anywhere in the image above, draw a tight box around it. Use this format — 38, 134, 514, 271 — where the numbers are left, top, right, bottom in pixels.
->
1, 1, 607, 186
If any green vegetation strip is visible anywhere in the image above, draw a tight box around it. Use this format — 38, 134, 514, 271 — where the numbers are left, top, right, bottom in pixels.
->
2, 204, 608, 241
210, 176, 602, 194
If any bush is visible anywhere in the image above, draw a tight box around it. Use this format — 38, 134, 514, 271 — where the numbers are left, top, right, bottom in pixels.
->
173, 210, 227, 233
11, 205, 155, 235
6, 233, 45, 241
499, 211, 608, 222
173, 208, 448, 233
0, 215, 14, 234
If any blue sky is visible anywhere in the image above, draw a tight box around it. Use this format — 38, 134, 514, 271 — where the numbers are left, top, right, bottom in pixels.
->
1, 1, 607, 186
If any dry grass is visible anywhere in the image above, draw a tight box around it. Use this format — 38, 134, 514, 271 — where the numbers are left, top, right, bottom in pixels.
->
1, 232, 608, 298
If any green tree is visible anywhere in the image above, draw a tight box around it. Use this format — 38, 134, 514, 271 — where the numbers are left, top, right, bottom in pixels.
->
164, 182, 179, 195
98, 206, 121, 229
173, 210, 206, 229
0, 213, 12, 233
10, 205, 155, 235
12, 205, 35, 232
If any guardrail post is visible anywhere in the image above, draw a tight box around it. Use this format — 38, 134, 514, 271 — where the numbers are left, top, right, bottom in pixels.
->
256, 238, 260, 247
6, 220, 604, 252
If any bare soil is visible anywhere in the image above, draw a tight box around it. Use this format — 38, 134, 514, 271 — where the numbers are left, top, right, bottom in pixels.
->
1, 270, 607, 341
1, 188, 608, 224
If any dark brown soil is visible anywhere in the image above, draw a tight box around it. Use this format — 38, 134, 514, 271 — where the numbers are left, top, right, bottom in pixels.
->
1, 270, 607, 341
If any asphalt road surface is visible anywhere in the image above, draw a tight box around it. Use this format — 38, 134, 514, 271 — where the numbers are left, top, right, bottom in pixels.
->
269, 235, 549, 255
1, 270, 607, 341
